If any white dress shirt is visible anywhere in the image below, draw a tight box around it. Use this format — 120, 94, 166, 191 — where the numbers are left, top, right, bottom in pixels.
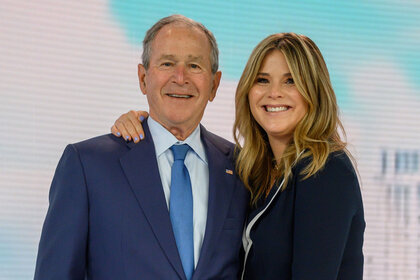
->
148, 117, 209, 268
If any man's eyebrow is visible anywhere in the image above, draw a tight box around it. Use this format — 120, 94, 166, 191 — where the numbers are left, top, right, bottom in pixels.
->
158, 54, 177, 60
157, 54, 205, 62
187, 55, 204, 61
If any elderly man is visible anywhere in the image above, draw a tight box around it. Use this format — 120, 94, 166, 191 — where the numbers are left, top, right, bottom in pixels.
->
34, 15, 249, 280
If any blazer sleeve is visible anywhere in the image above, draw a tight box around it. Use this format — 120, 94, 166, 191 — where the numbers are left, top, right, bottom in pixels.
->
34, 144, 88, 280
291, 154, 365, 280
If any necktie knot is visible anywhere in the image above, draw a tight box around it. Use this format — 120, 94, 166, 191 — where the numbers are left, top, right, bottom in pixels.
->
171, 144, 190, 161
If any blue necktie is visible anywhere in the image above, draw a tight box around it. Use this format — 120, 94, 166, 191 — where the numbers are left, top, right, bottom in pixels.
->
170, 144, 194, 279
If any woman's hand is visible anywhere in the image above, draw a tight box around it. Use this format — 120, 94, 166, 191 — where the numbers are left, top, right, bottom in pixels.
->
111, 110, 149, 143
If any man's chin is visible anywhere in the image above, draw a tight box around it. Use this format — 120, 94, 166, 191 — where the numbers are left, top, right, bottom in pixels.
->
153, 115, 192, 128
166, 117, 196, 129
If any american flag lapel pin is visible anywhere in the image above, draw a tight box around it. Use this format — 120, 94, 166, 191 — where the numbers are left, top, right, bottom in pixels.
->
225, 169, 233, 175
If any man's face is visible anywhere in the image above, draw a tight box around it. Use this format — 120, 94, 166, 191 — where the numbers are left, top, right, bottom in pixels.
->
138, 24, 221, 139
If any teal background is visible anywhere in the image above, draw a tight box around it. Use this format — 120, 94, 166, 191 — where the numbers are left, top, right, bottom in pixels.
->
110, 0, 420, 110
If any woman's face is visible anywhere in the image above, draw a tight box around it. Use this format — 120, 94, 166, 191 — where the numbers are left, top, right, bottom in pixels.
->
248, 50, 307, 144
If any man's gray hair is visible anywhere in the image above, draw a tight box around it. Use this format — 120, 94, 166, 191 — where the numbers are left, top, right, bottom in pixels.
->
142, 14, 219, 74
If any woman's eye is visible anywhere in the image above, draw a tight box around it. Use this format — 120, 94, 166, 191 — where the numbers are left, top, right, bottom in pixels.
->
256, 77, 269, 83
285, 78, 294, 84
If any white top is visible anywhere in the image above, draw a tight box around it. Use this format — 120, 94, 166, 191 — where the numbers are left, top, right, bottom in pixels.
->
148, 117, 209, 268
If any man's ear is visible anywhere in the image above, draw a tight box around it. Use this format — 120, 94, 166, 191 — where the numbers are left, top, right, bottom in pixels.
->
209, 70, 222, 102
138, 64, 147, 95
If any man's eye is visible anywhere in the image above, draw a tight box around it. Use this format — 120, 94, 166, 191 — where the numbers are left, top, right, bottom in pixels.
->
256, 77, 269, 83
161, 62, 173, 67
190, 64, 200, 69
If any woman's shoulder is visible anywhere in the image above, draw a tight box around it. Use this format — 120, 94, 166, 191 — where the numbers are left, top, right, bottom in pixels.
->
325, 150, 356, 175
293, 150, 360, 196
295, 150, 356, 179
292, 150, 362, 212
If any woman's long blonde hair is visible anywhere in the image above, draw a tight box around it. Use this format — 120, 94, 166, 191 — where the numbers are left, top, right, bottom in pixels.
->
233, 33, 348, 205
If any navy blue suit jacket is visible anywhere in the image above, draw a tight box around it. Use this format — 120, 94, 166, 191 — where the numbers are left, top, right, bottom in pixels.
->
243, 151, 365, 280
34, 121, 249, 280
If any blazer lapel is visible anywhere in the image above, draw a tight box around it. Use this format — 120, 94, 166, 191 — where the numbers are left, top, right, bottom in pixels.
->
119, 121, 185, 279
193, 126, 237, 277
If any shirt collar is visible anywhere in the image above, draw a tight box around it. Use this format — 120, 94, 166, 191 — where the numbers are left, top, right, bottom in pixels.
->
148, 116, 207, 164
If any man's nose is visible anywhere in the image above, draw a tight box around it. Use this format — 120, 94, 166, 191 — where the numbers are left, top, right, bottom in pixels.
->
173, 65, 188, 85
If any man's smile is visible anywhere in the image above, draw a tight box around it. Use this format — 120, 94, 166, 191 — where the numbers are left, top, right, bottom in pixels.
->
166, 93, 194, 99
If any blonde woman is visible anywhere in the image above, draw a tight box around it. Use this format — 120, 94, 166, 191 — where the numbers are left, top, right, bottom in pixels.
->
112, 33, 365, 279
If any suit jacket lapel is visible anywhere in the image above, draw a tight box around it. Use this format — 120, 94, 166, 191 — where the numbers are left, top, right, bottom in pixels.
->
119, 121, 185, 279
194, 126, 237, 277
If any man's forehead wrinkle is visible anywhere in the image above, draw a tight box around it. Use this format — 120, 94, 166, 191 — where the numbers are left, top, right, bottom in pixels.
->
159, 22, 204, 38
166, 22, 206, 37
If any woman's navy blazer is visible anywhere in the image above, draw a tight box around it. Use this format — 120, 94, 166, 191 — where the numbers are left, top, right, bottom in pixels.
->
242, 151, 365, 280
